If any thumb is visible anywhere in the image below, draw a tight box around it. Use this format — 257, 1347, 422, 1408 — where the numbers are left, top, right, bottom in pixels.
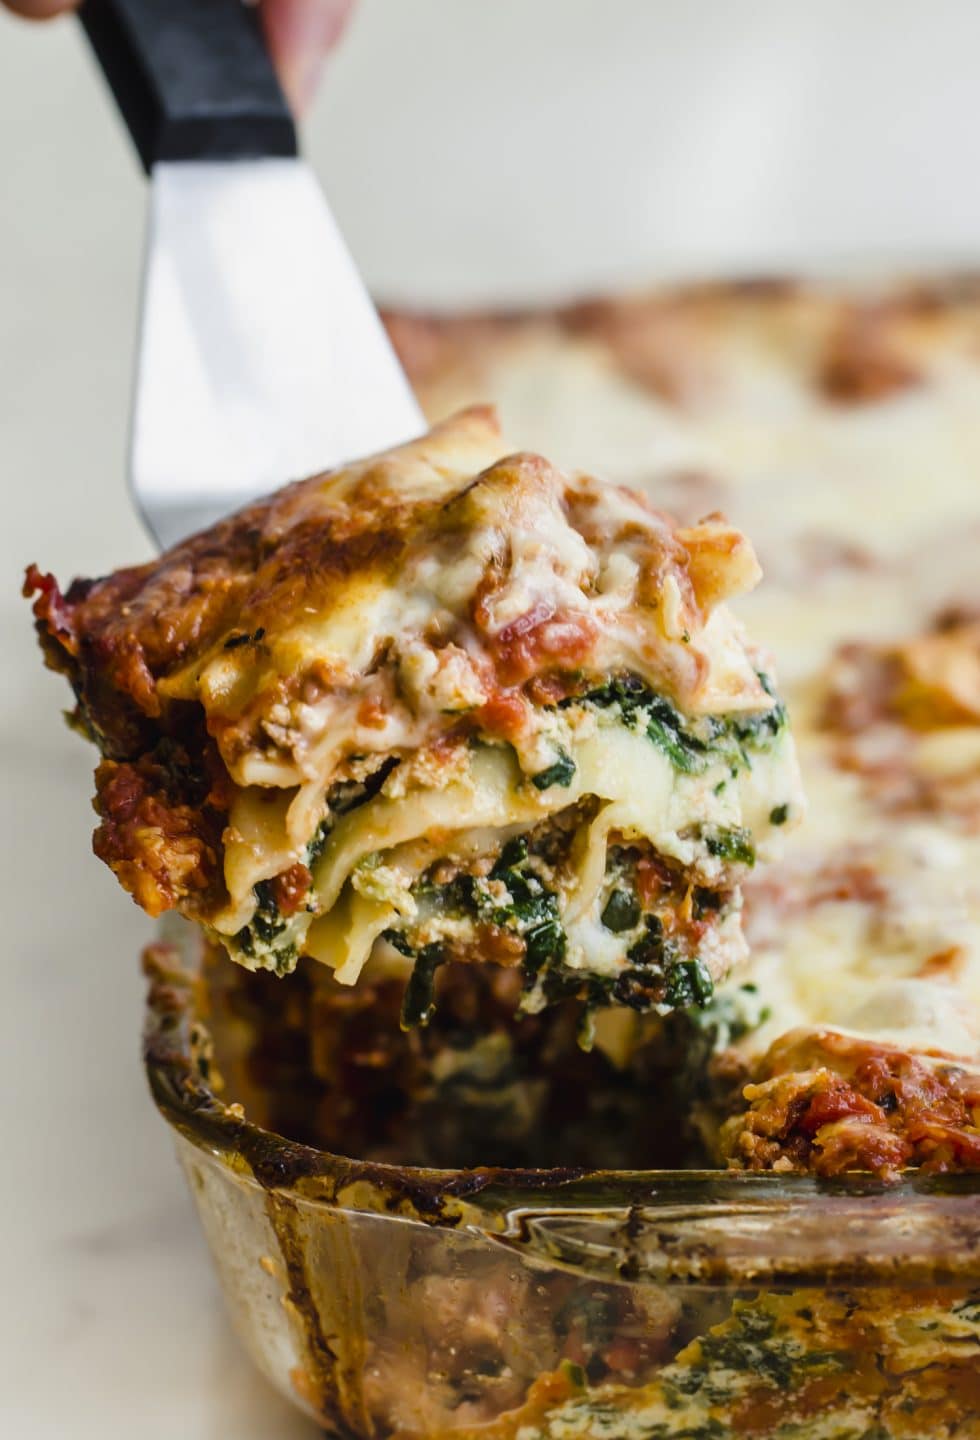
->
3, 1, 78, 17
259, 0, 355, 115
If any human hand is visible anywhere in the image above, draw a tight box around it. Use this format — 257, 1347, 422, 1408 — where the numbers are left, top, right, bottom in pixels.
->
3, 0, 355, 112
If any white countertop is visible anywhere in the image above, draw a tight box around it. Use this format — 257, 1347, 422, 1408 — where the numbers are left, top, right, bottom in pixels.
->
6, 3, 980, 1434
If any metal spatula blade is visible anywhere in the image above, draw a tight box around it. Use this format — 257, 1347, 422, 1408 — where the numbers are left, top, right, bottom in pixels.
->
135, 158, 423, 550
80, 0, 424, 552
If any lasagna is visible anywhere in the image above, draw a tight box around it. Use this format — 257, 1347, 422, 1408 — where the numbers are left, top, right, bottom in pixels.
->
26, 407, 800, 1024
448, 1288, 980, 1440
712, 610, 980, 1177
382, 280, 980, 1174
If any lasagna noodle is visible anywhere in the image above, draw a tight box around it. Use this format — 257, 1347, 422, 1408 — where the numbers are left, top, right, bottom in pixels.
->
274, 718, 796, 987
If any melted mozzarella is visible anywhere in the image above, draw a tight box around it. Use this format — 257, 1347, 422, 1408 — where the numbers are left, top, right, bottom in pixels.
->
736, 783, 980, 1062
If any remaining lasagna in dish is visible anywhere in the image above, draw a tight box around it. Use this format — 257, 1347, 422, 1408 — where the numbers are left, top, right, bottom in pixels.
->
710, 610, 980, 1178
26, 407, 800, 1024
448, 1287, 980, 1440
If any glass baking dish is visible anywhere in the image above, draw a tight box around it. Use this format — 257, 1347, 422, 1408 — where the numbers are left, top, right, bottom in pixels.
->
144, 924, 980, 1438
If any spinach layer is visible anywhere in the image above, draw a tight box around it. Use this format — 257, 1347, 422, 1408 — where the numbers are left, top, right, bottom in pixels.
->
563, 673, 786, 776
386, 835, 719, 1032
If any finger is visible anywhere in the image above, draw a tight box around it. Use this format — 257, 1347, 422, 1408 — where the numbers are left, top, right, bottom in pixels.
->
260, 0, 355, 114
4, 0, 78, 17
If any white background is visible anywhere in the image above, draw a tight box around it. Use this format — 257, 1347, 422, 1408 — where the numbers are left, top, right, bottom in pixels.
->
4, 2, 980, 1434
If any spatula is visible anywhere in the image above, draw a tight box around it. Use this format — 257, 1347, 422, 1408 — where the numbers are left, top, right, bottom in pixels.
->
80, 0, 425, 550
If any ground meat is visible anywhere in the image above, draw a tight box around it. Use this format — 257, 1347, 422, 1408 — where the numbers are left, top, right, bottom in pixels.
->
720, 1028, 980, 1179
270, 862, 313, 918
634, 851, 678, 908
93, 754, 224, 917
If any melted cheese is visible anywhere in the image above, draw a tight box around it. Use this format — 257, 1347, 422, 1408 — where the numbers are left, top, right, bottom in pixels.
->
734, 730, 980, 1062
154, 409, 772, 813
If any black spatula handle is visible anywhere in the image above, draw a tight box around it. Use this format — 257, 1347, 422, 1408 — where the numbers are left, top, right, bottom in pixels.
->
80, 0, 298, 173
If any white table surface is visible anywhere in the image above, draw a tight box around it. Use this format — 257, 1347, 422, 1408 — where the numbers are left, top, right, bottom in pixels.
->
5, 3, 980, 1434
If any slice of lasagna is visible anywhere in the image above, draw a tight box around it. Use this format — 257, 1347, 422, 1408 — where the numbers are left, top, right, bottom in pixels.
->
26, 408, 801, 1023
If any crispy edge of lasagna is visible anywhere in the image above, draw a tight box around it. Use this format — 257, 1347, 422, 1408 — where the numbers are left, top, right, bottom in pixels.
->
715, 1028, 980, 1181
